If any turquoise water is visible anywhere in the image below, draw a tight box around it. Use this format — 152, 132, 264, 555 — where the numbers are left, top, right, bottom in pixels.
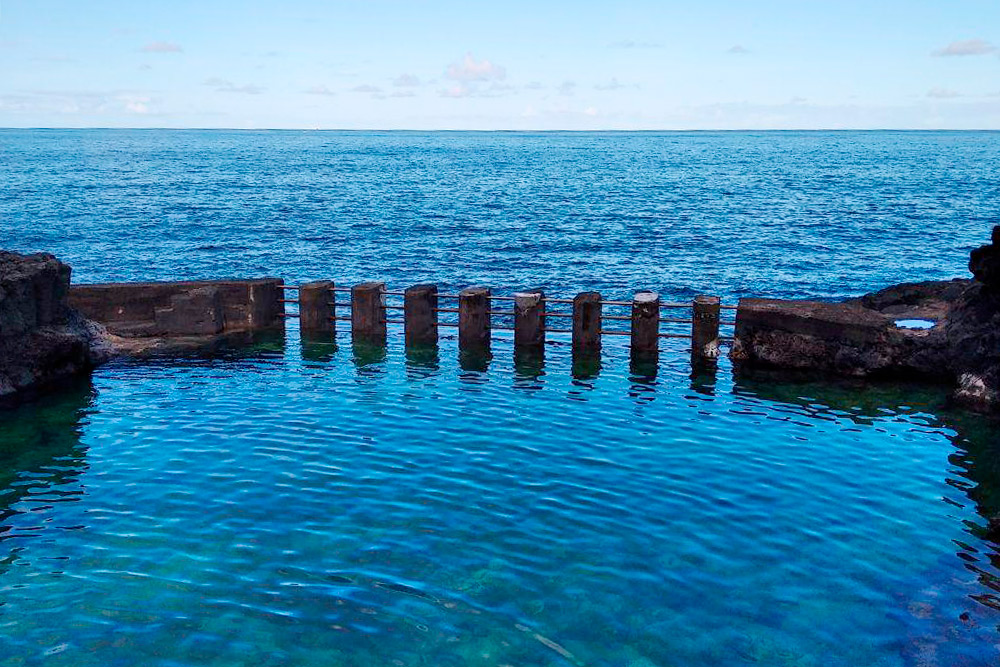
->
2, 130, 1000, 664
1, 329, 999, 666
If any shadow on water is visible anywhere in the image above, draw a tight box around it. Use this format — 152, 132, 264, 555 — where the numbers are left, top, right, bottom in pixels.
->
0, 377, 95, 576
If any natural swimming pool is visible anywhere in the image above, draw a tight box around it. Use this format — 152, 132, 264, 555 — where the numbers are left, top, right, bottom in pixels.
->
2, 328, 999, 666
3, 129, 1000, 664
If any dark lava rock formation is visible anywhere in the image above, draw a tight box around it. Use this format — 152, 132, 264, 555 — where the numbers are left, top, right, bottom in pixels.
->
0, 252, 112, 406
731, 226, 1000, 412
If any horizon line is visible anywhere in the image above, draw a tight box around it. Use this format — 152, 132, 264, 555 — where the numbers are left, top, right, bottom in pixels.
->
2, 127, 999, 132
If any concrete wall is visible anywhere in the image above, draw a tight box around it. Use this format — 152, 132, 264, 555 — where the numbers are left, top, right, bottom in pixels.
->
69, 279, 284, 337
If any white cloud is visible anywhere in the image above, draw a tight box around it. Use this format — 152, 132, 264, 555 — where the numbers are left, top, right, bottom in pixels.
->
141, 41, 182, 54
932, 39, 997, 57
121, 95, 151, 114
304, 85, 337, 96
393, 74, 421, 88
445, 53, 506, 82
927, 87, 962, 99
203, 77, 264, 94
0, 90, 158, 116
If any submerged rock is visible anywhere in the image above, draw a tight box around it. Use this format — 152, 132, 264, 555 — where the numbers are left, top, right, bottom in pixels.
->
0, 251, 113, 406
731, 226, 1000, 412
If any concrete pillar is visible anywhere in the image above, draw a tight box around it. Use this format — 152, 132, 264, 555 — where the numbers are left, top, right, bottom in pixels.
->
630, 291, 659, 362
299, 280, 335, 337
513, 290, 545, 349
404, 284, 438, 348
248, 279, 285, 329
352, 282, 386, 344
459, 287, 491, 352
691, 295, 721, 362
572, 292, 602, 356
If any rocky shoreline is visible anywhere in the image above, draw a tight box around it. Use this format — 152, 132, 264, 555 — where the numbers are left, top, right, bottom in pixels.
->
0, 252, 113, 407
731, 226, 1000, 412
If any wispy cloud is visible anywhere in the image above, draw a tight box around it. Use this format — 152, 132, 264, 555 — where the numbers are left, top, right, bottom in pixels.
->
728, 45, 750, 54
557, 80, 577, 96
351, 84, 382, 94
927, 87, 962, 99
439, 81, 513, 99
141, 41, 183, 54
594, 77, 638, 91
446, 53, 506, 82
303, 85, 337, 96
608, 40, 662, 49
393, 74, 422, 88
932, 39, 997, 57
0, 90, 158, 115
203, 77, 264, 94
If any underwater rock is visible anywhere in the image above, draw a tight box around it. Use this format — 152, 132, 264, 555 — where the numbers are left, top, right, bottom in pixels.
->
0, 251, 112, 407
731, 226, 1000, 412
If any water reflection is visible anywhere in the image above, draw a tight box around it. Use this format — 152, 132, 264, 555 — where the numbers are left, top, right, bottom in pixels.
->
405, 345, 440, 380
0, 378, 95, 574
513, 348, 545, 391
733, 370, 1000, 664
300, 332, 338, 362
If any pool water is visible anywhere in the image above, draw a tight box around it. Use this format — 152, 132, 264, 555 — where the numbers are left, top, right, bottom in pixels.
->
2, 328, 999, 666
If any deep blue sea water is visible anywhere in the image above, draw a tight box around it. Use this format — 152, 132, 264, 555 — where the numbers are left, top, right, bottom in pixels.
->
2, 130, 1000, 666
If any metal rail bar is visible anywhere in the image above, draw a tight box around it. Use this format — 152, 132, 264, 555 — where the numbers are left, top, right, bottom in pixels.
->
600, 300, 632, 307
282, 285, 299, 290
660, 318, 692, 324
434, 307, 460, 313
280, 313, 299, 318
603, 315, 631, 321
488, 310, 515, 316
599, 330, 631, 336
279, 298, 298, 304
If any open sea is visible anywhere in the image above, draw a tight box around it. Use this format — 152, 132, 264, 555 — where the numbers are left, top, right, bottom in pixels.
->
1, 130, 1000, 666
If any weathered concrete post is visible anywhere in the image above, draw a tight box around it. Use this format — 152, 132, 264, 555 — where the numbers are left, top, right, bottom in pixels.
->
513, 290, 545, 350
248, 279, 285, 329
630, 291, 659, 362
352, 282, 386, 345
458, 287, 491, 352
299, 280, 335, 337
691, 295, 721, 363
572, 292, 602, 356
404, 284, 438, 347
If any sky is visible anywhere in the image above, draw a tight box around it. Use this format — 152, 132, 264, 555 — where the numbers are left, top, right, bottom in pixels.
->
0, 0, 998, 130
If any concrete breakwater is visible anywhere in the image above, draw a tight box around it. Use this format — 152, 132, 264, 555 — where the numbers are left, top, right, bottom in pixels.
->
67, 278, 735, 365
2, 226, 999, 411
